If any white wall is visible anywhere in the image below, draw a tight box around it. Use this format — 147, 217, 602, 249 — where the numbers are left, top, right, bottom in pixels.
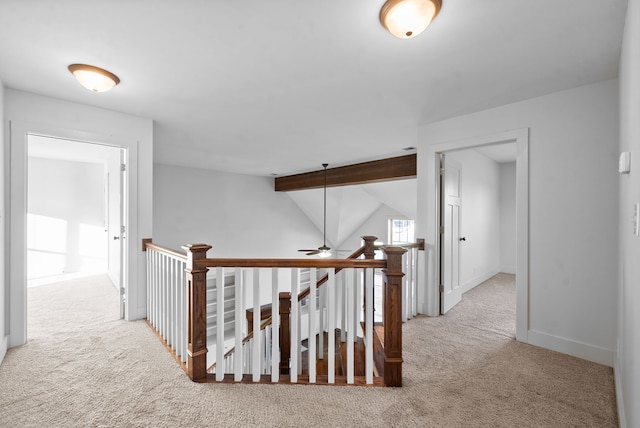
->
5, 89, 153, 347
418, 79, 619, 366
153, 163, 322, 258
447, 150, 501, 292
0, 80, 6, 363
500, 162, 517, 274
27, 157, 105, 277
617, 0, 640, 425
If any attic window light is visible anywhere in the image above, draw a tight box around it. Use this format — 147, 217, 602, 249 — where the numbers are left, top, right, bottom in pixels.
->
380, 0, 442, 39
68, 64, 120, 93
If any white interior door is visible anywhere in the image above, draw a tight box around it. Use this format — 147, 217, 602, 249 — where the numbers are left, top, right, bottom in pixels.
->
440, 154, 462, 314
106, 148, 126, 318
118, 149, 127, 319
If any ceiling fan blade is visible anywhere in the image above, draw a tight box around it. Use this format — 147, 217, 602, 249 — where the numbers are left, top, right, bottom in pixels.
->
298, 249, 317, 252
305, 250, 320, 256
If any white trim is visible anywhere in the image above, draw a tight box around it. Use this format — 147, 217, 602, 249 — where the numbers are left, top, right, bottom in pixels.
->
614, 357, 627, 428
460, 269, 500, 294
421, 128, 529, 343
0, 335, 7, 364
527, 330, 614, 367
8, 121, 141, 347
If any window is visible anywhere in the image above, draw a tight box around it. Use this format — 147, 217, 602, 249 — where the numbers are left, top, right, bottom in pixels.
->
389, 219, 415, 244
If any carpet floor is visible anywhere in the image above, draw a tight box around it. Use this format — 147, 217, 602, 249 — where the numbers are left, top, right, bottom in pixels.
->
0, 273, 617, 427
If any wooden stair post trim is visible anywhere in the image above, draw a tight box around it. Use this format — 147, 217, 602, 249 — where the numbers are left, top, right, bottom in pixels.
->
382, 246, 407, 387
361, 236, 377, 260
279, 292, 291, 374
183, 243, 212, 382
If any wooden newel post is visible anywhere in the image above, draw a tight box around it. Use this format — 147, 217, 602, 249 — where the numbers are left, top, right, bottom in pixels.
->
382, 246, 407, 387
183, 243, 212, 382
279, 292, 291, 374
362, 235, 378, 260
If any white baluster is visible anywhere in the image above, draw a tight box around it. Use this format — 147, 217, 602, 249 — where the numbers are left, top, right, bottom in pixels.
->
146, 250, 151, 326
161, 254, 166, 339
234, 268, 243, 381
308, 268, 317, 383
318, 274, 324, 360
353, 269, 360, 338
347, 268, 355, 384
252, 268, 261, 382
271, 268, 280, 382
290, 268, 299, 383
180, 260, 186, 362
365, 268, 374, 384
413, 247, 419, 317
169, 258, 175, 349
153, 250, 158, 329
339, 271, 346, 343
402, 252, 408, 322
216, 267, 225, 381
327, 269, 336, 384
265, 325, 271, 374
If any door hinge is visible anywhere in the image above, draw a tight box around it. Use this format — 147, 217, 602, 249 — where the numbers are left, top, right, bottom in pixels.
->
121, 163, 126, 172
439, 284, 445, 292
121, 225, 126, 234
120, 287, 126, 296
439, 168, 444, 176
439, 226, 444, 234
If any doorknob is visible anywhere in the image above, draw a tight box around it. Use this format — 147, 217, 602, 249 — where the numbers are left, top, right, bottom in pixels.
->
113, 236, 120, 240
459, 237, 466, 241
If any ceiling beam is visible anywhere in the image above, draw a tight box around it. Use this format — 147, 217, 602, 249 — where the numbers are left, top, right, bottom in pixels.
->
274, 154, 416, 192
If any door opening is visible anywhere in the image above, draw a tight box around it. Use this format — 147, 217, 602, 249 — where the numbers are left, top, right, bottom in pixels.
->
26, 135, 127, 327
425, 128, 529, 342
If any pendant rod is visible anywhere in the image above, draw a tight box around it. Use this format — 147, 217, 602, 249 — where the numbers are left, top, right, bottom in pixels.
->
322, 163, 328, 247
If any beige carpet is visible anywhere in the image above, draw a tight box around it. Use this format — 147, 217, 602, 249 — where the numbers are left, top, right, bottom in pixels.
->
0, 273, 617, 427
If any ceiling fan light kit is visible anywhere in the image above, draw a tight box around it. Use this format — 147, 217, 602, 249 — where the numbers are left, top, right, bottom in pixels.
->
380, 0, 442, 39
68, 63, 120, 92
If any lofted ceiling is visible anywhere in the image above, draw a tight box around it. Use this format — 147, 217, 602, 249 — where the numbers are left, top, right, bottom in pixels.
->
0, 0, 628, 177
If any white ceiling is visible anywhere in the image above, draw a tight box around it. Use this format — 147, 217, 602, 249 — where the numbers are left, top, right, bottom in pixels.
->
0, 0, 627, 177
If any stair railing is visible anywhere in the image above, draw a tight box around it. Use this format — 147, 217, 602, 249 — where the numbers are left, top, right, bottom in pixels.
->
145, 236, 416, 387
208, 237, 377, 377
145, 242, 188, 366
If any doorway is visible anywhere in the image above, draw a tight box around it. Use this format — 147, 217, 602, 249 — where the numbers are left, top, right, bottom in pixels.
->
26, 135, 127, 320
423, 128, 529, 342
438, 147, 517, 318
8, 120, 138, 348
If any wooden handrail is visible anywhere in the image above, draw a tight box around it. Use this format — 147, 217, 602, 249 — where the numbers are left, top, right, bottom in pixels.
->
195, 258, 386, 270
145, 241, 188, 261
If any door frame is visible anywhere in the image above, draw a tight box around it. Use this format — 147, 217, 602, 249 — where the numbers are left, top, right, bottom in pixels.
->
8, 120, 138, 347
422, 128, 529, 342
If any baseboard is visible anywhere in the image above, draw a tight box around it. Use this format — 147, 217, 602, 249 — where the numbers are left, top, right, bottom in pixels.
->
461, 269, 500, 294
0, 335, 7, 365
527, 330, 614, 367
614, 357, 627, 428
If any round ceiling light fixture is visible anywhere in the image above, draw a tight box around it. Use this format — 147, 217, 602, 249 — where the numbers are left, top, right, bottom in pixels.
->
68, 64, 120, 93
380, 0, 442, 39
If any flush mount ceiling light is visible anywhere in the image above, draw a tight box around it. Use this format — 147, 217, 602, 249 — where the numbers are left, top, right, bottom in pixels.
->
68, 64, 120, 93
380, 0, 442, 39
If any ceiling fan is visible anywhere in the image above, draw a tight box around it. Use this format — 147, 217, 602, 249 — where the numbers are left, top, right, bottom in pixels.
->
299, 163, 332, 257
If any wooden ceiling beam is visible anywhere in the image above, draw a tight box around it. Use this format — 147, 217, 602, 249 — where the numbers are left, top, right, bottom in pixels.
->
274, 154, 416, 192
